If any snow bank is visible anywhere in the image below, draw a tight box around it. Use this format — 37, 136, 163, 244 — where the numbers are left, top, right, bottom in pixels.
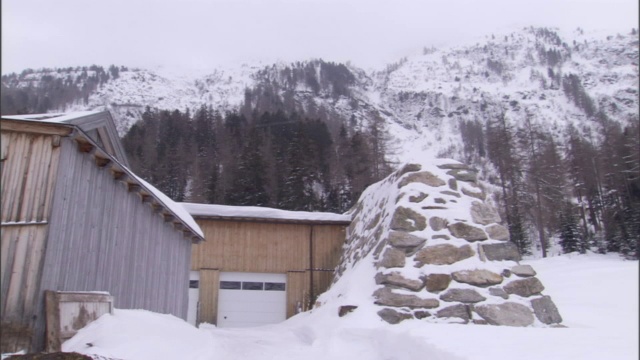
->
61, 253, 638, 360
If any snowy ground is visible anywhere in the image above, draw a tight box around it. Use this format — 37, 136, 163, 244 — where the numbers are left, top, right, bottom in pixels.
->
57, 253, 637, 360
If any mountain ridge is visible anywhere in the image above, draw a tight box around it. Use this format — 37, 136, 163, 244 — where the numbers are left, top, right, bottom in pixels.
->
2, 26, 638, 257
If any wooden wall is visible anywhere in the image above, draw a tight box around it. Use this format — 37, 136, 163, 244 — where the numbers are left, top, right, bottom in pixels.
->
30, 138, 192, 351
311, 225, 346, 298
1, 131, 61, 224
1, 130, 62, 353
191, 219, 346, 324
198, 269, 219, 325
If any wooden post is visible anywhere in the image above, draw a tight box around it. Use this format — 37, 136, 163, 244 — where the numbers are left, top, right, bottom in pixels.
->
45, 291, 61, 353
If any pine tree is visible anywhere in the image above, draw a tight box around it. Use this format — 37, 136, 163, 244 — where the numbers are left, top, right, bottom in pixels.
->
486, 111, 532, 255
225, 126, 270, 206
559, 202, 582, 253
277, 123, 317, 210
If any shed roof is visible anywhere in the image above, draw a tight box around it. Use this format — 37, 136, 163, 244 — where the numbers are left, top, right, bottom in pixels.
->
181, 203, 352, 225
1, 111, 204, 242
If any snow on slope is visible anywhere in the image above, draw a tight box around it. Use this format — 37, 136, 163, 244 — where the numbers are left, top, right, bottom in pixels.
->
374, 27, 639, 163
63, 62, 263, 135
60, 253, 638, 360
7, 27, 637, 162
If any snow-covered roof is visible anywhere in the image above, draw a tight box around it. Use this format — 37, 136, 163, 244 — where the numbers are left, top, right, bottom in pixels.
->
135, 177, 204, 238
1, 111, 104, 123
181, 203, 352, 225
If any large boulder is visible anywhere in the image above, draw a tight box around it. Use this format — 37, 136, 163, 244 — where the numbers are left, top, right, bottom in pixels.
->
414, 244, 475, 266
439, 288, 486, 303
377, 308, 413, 324
436, 304, 470, 323
470, 202, 501, 225
390, 207, 427, 232
531, 296, 563, 324
485, 224, 510, 241
375, 272, 424, 291
503, 277, 545, 297
448, 222, 488, 241
511, 265, 537, 277
481, 242, 521, 261
424, 274, 452, 293
376, 247, 406, 268
374, 287, 440, 309
387, 231, 427, 255
451, 269, 503, 287
474, 302, 535, 327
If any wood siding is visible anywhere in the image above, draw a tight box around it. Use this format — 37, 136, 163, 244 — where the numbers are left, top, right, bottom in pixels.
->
192, 221, 310, 272
29, 138, 192, 351
286, 271, 310, 317
1, 130, 61, 352
311, 226, 346, 299
191, 219, 346, 324
1, 131, 61, 223
198, 269, 219, 325
1, 225, 48, 324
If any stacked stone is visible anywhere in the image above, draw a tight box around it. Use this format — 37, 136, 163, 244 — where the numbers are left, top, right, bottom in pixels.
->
338, 161, 562, 327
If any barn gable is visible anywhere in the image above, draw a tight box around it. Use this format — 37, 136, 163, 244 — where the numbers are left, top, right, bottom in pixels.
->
1, 111, 202, 353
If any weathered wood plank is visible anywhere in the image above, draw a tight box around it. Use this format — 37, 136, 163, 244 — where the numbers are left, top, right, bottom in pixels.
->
4, 227, 30, 320
41, 138, 61, 222
45, 291, 61, 353
198, 269, 219, 325
286, 271, 310, 318
19, 136, 44, 222
21, 227, 47, 323
1, 132, 60, 224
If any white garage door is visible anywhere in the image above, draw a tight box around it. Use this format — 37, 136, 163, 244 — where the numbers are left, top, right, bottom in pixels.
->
217, 272, 287, 328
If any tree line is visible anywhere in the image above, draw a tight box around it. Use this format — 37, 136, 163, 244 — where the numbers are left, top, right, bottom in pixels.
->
122, 104, 391, 213
461, 107, 639, 258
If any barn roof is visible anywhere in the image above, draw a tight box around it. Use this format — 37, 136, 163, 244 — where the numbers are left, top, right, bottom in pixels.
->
2, 111, 130, 167
181, 202, 352, 225
1, 111, 204, 242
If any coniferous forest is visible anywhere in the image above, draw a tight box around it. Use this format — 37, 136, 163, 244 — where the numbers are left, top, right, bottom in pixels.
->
122, 104, 390, 214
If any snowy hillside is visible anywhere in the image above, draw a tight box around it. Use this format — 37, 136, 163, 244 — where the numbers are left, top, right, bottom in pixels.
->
374, 27, 638, 162
4, 27, 636, 162
52, 253, 639, 360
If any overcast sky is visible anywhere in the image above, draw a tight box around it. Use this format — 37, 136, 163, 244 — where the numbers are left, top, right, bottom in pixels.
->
2, 0, 638, 74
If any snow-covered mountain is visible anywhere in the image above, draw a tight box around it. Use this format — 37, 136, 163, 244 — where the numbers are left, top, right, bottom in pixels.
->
4, 27, 636, 165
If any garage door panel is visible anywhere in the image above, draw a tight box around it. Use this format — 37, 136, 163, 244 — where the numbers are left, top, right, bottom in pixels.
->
217, 272, 287, 328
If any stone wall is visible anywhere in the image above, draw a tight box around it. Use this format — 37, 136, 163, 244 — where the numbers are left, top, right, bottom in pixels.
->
333, 160, 563, 327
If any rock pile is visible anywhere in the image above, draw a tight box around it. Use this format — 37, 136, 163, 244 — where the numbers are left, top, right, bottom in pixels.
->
333, 159, 562, 327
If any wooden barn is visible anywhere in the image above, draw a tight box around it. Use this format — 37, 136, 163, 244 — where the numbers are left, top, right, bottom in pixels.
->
1, 111, 204, 352
181, 203, 351, 328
